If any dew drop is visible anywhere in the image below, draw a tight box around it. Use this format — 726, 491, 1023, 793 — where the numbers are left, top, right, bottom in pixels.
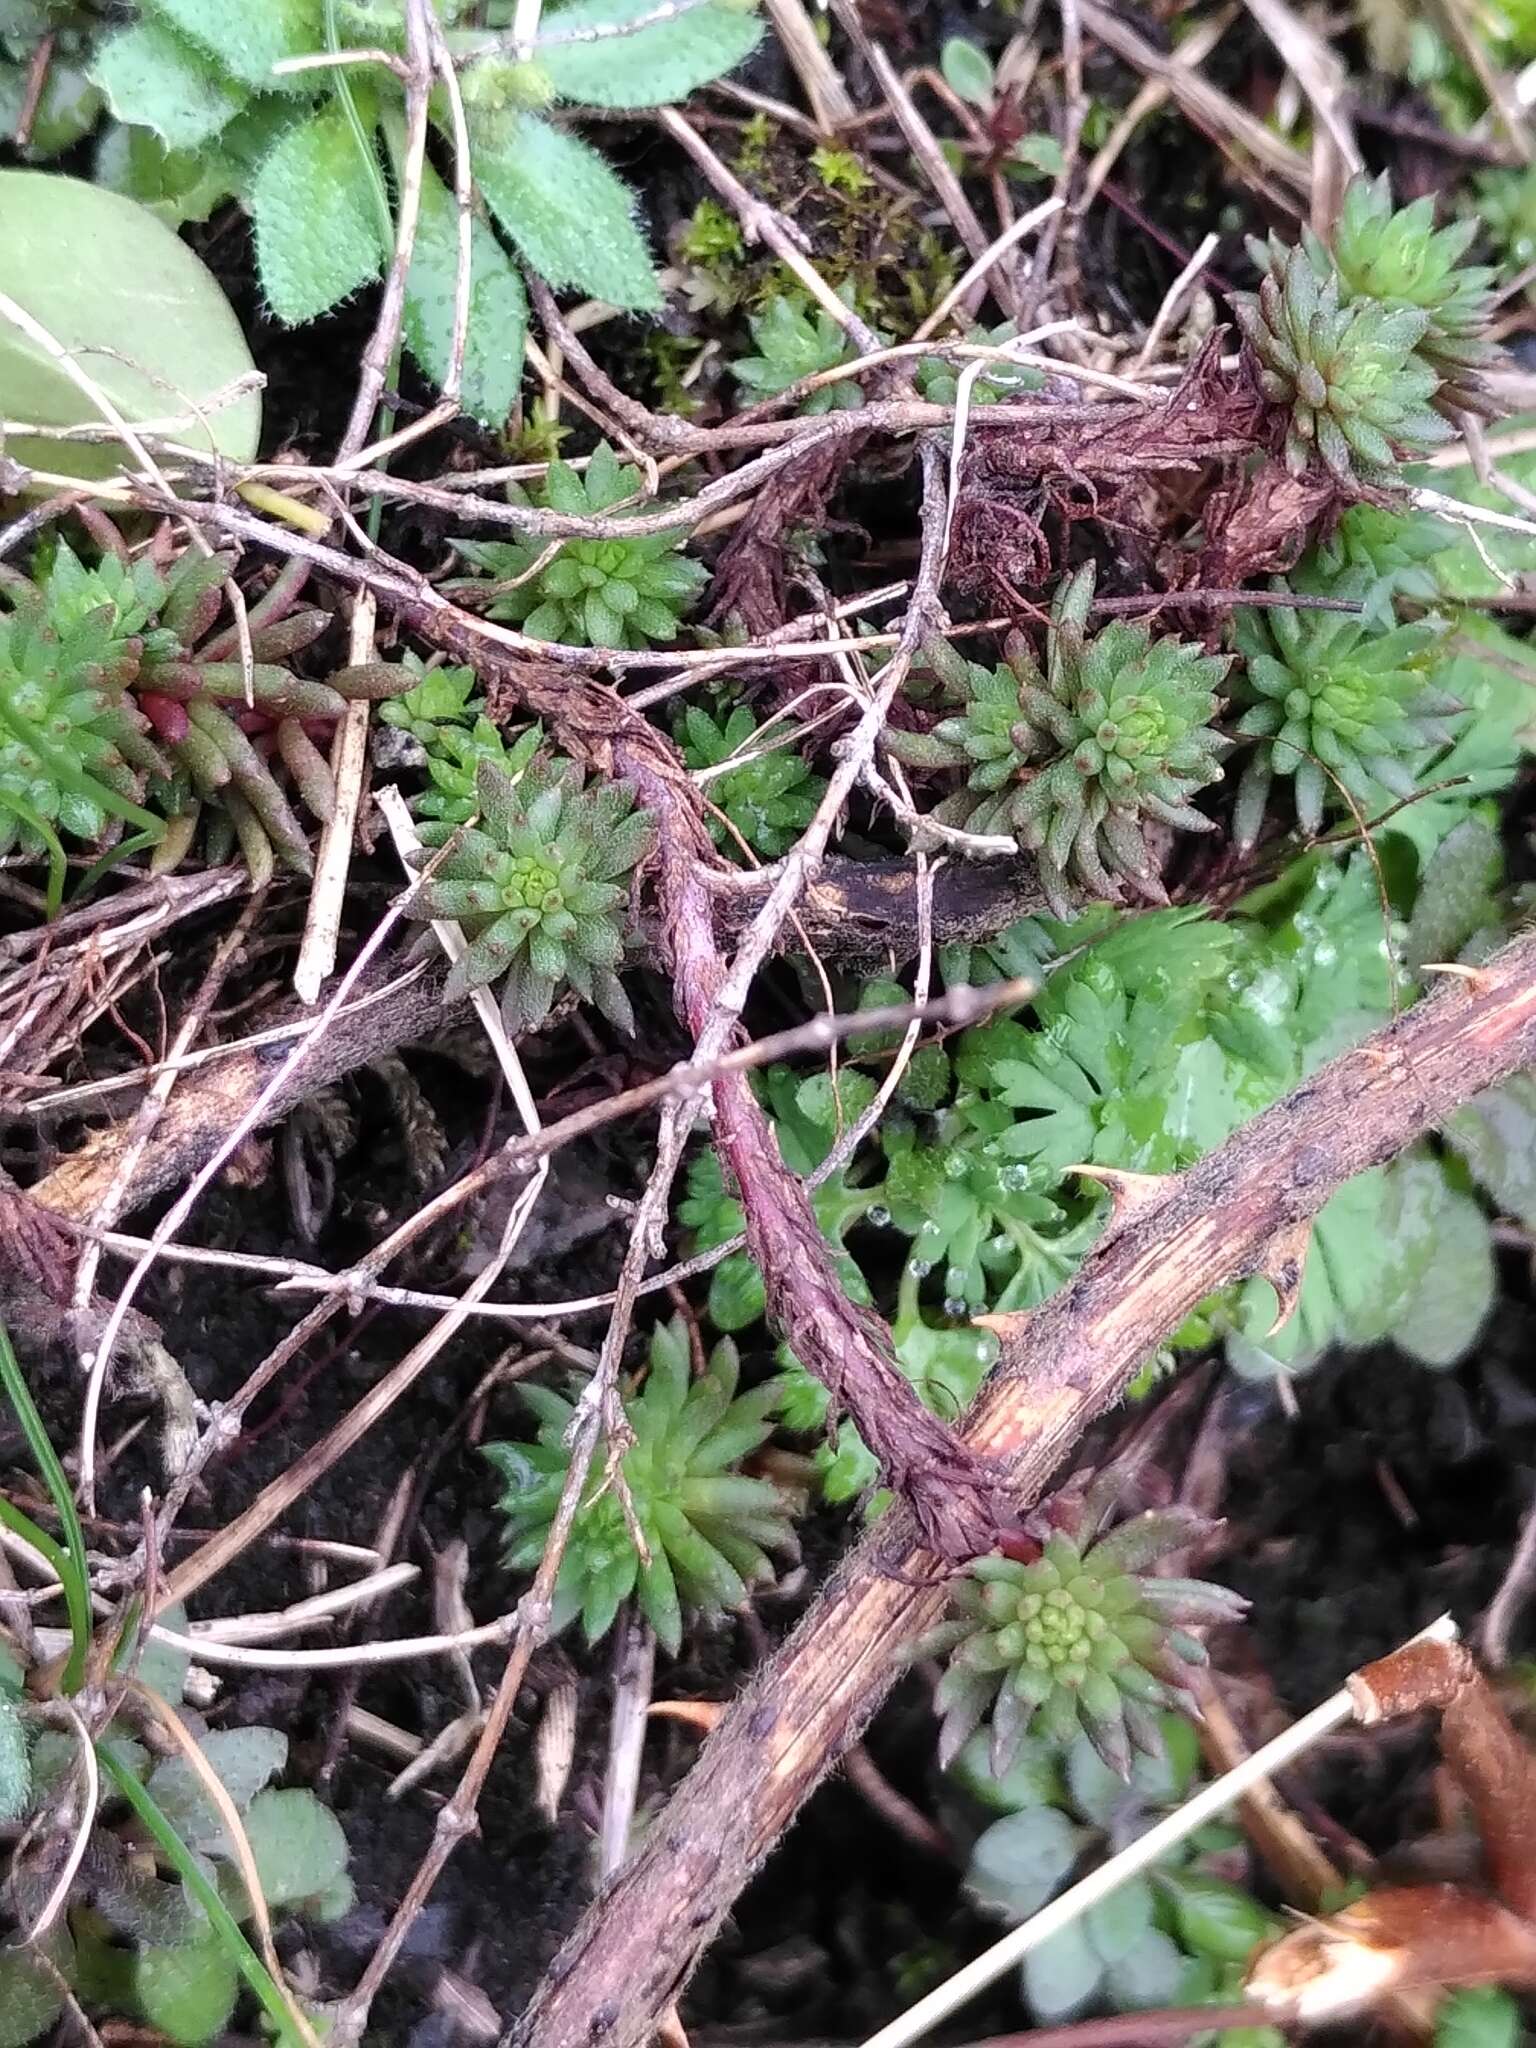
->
868, 1205, 891, 1228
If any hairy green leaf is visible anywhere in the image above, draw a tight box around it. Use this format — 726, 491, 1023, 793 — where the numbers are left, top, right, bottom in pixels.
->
471, 109, 662, 310
250, 105, 388, 323
0, 1939, 67, 2048
1406, 817, 1502, 973
240, 1787, 349, 1909
0, 1693, 29, 1824
134, 1935, 241, 2047
143, 0, 325, 91
91, 18, 247, 149
146, 1727, 289, 1849
395, 141, 528, 423
535, 0, 763, 108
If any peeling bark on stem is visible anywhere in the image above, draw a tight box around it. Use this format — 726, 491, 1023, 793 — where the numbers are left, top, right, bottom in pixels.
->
628, 756, 1006, 1562
510, 930, 1536, 2048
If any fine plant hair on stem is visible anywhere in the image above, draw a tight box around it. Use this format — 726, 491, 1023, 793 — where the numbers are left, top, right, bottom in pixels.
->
511, 929, 1536, 2048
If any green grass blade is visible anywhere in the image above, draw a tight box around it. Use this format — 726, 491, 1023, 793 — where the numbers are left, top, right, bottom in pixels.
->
0, 1322, 90, 1691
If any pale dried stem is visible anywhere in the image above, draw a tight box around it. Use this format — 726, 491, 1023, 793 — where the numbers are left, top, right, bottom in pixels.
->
836, 0, 1004, 314
765, 0, 855, 129
600, 1609, 657, 1879
294, 592, 375, 1003
336, 0, 434, 461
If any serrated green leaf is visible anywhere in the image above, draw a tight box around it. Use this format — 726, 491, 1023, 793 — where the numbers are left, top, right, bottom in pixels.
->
134, 1935, 240, 2047
707, 1250, 766, 1332
0, 170, 261, 483
239, 1787, 349, 1911
96, 94, 299, 226
250, 105, 388, 322
394, 139, 528, 423
143, 0, 325, 91
939, 36, 995, 107
91, 18, 248, 149
534, 0, 763, 108
471, 108, 662, 310
95, 119, 246, 226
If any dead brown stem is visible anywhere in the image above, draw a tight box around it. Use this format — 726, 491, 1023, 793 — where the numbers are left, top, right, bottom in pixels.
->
1350, 1637, 1536, 1924
510, 927, 1536, 2048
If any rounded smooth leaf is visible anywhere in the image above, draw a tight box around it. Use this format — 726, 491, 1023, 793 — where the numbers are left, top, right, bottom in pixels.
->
1102, 1926, 1187, 2010
133, 1935, 239, 2047
239, 1787, 349, 1911
1022, 1919, 1102, 2023
1394, 1188, 1494, 1369
249, 106, 387, 324
940, 36, 995, 107
534, 0, 764, 108
948, 1728, 1063, 1814
1161, 1870, 1274, 1965
1084, 1875, 1156, 1966
471, 109, 662, 311
0, 59, 102, 161
966, 1805, 1082, 1922
0, 171, 261, 483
